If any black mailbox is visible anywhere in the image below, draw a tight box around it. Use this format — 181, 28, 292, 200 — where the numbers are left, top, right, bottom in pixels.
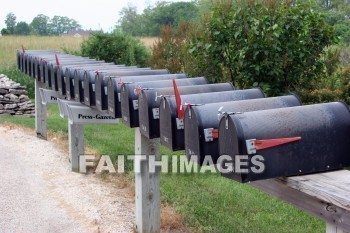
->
75, 66, 142, 103
121, 77, 207, 128
184, 95, 301, 165
44, 57, 85, 87
83, 69, 166, 107
159, 89, 265, 151
58, 63, 118, 96
106, 71, 178, 118
66, 64, 121, 100
218, 102, 350, 183
138, 83, 234, 139
96, 73, 187, 112
50, 60, 106, 92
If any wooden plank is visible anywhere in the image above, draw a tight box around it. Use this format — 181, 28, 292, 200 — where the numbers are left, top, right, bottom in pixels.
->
134, 128, 161, 233
251, 170, 350, 231
35, 80, 47, 139
285, 171, 350, 211
68, 123, 84, 172
326, 223, 349, 233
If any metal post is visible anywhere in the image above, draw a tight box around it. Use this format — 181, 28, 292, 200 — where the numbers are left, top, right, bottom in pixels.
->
134, 127, 161, 233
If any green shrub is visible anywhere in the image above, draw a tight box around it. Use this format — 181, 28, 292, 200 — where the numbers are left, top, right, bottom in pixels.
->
190, 0, 337, 96
80, 31, 150, 67
297, 45, 350, 104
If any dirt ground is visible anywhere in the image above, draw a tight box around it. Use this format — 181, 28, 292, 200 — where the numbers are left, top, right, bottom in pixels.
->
0, 125, 134, 233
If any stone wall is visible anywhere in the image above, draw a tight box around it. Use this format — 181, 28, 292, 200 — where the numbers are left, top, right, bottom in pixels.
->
0, 74, 35, 116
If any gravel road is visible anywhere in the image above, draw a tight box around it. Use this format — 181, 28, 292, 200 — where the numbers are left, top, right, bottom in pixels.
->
0, 125, 134, 233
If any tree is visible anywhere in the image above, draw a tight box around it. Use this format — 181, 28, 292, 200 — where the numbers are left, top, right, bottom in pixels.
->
1, 28, 10, 35
14, 21, 31, 35
31, 14, 49, 35
5, 12, 16, 34
118, 1, 199, 36
48, 16, 82, 35
119, 5, 143, 36
190, 0, 337, 95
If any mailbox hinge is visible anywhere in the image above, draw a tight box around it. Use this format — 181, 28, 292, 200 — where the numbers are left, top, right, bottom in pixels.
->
246, 137, 302, 155
204, 128, 219, 142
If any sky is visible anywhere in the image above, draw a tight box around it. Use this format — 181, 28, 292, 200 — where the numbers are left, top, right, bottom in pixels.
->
1, 0, 190, 32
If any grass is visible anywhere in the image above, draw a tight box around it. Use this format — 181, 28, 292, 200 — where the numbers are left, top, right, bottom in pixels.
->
0, 36, 325, 232
138, 37, 158, 49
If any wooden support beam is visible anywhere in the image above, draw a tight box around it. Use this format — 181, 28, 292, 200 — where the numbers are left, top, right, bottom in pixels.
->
35, 80, 47, 140
134, 127, 161, 233
68, 123, 84, 172
251, 170, 350, 232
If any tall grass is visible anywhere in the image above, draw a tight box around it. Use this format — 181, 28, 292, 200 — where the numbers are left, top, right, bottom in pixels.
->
138, 37, 158, 49
0, 35, 83, 67
0, 36, 83, 99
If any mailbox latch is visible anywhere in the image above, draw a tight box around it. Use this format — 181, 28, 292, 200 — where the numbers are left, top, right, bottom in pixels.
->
204, 128, 219, 142
152, 108, 159, 119
133, 100, 139, 110
176, 118, 184, 129
246, 137, 302, 155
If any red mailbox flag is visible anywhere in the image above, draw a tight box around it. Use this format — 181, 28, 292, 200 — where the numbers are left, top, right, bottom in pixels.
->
254, 137, 302, 150
173, 79, 185, 120
55, 54, 60, 66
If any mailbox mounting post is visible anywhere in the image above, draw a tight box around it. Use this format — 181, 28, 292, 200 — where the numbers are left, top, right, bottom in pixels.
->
68, 122, 84, 173
35, 80, 47, 139
134, 128, 161, 233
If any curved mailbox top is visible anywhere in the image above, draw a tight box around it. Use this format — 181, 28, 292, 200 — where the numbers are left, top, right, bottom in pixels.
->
84, 69, 171, 107
138, 82, 234, 138
96, 73, 188, 113
158, 88, 266, 151
183, 94, 301, 164
218, 101, 350, 183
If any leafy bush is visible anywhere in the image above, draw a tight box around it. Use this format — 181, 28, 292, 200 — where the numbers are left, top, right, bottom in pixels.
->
1, 28, 10, 35
148, 23, 224, 82
190, 0, 337, 96
80, 31, 150, 67
298, 46, 350, 104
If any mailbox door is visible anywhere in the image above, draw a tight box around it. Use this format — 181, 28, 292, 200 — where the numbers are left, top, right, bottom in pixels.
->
95, 74, 107, 111
107, 77, 119, 118
184, 95, 301, 165
74, 70, 85, 102
65, 69, 76, 100
219, 102, 350, 183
